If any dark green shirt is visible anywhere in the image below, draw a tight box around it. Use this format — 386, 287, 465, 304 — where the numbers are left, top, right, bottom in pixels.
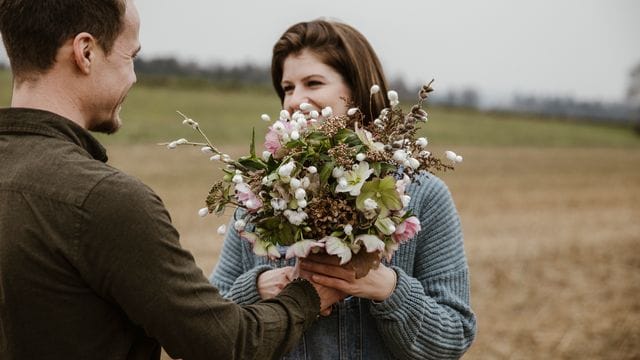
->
0, 108, 320, 360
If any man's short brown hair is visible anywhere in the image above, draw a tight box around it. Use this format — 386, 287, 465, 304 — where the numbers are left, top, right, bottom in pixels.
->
0, 0, 126, 80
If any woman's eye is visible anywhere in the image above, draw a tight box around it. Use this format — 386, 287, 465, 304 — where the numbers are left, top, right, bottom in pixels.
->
282, 85, 293, 93
307, 81, 323, 87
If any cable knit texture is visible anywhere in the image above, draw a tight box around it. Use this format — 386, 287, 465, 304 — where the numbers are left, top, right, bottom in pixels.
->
211, 173, 476, 359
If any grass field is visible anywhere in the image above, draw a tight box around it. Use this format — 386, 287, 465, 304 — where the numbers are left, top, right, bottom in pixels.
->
2, 72, 640, 358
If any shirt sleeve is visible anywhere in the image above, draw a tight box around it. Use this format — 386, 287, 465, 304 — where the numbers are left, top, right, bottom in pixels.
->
369, 175, 477, 359
74, 172, 319, 360
209, 214, 273, 304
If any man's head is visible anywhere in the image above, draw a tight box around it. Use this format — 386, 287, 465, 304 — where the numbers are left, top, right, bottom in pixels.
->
0, 0, 140, 133
0, 0, 126, 82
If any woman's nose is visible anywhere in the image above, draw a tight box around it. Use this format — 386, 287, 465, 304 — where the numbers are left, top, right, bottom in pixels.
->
286, 90, 310, 113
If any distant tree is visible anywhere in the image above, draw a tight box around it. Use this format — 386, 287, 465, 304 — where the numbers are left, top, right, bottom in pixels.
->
627, 61, 640, 107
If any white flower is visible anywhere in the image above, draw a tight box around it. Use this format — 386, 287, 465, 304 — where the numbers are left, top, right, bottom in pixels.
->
347, 108, 359, 116
387, 90, 399, 102
356, 153, 366, 161
300, 102, 314, 111
323, 236, 352, 265
354, 234, 385, 253
407, 157, 421, 170
261, 114, 271, 122
355, 123, 385, 152
309, 110, 319, 119
271, 198, 287, 211
209, 154, 221, 161
262, 150, 271, 162
301, 177, 311, 189
216, 224, 227, 235
290, 130, 300, 141
278, 162, 296, 177
321, 107, 333, 118
335, 161, 374, 196
332, 166, 345, 178
284, 209, 308, 226
344, 224, 353, 235
294, 188, 306, 200
234, 219, 246, 231
272, 121, 285, 132
279, 109, 290, 120
393, 150, 408, 162
416, 137, 428, 148
285, 239, 325, 259
198, 207, 209, 218
289, 178, 301, 189
337, 177, 348, 187
363, 198, 378, 210
445, 150, 463, 163
307, 166, 317, 174
402, 195, 411, 207
232, 174, 244, 184
370, 84, 380, 94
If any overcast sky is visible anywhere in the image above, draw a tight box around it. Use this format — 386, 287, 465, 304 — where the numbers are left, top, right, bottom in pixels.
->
2, 0, 639, 104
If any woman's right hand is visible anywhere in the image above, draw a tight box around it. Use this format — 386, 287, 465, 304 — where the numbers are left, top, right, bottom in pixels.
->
257, 266, 295, 299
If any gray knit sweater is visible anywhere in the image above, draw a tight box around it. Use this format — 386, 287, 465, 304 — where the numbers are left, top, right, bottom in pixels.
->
211, 173, 476, 359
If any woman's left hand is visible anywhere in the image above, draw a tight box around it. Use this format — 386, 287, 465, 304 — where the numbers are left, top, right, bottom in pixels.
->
299, 259, 397, 302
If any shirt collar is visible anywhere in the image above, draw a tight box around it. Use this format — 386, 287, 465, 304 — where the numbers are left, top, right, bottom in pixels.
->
0, 107, 108, 162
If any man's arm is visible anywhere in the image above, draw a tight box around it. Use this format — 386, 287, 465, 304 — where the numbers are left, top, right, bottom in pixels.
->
75, 172, 319, 359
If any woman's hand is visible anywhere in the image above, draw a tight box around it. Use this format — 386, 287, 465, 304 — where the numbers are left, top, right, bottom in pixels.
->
257, 266, 295, 299
299, 259, 397, 302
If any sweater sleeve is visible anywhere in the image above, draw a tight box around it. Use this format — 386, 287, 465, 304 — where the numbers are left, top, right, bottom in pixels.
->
75, 172, 320, 360
369, 175, 477, 359
210, 214, 273, 305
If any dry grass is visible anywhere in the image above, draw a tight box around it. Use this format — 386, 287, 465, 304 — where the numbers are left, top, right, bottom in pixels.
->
106, 145, 640, 359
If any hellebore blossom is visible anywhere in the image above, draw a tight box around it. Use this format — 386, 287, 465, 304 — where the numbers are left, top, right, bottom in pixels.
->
392, 216, 422, 243
335, 162, 374, 196
323, 236, 352, 265
354, 234, 386, 253
356, 176, 403, 217
285, 239, 325, 259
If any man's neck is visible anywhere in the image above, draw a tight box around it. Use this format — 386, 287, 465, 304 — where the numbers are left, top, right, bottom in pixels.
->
11, 76, 88, 130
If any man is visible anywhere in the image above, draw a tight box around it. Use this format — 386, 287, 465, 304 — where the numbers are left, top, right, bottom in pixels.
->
0, 1, 339, 359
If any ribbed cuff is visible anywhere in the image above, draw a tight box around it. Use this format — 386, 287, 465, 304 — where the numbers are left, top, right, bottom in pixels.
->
229, 265, 273, 304
369, 266, 421, 317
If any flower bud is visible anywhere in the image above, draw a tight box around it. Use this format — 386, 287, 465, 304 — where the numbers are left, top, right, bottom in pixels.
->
261, 114, 271, 122
416, 137, 428, 148
297, 199, 308, 208
290, 178, 301, 189
262, 151, 271, 162
307, 166, 317, 174
295, 188, 306, 200
279, 109, 290, 120
370, 84, 380, 95
356, 153, 366, 161
332, 167, 344, 178
309, 110, 319, 119
198, 207, 209, 217
321, 107, 333, 118
167, 142, 177, 149
344, 224, 353, 235
408, 157, 421, 170
201, 146, 213, 154
387, 90, 399, 102
176, 138, 188, 145
232, 174, 243, 184
234, 219, 247, 231
290, 130, 300, 141
300, 102, 313, 111
217, 224, 227, 235
210, 154, 221, 161
393, 150, 407, 162
347, 108, 359, 116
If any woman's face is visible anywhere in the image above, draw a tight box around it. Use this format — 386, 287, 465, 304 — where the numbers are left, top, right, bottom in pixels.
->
280, 49, 352, 116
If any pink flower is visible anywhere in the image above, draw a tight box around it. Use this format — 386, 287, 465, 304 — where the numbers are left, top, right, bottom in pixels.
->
235, 183, 263, 211
392, 216, 421, 243
264, 127, 282, 154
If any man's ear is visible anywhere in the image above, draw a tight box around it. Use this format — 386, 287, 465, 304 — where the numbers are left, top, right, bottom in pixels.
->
72, 32, 97, 75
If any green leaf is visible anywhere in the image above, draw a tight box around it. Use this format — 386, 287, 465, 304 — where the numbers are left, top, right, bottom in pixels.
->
319, 161, 335, 185
238, 156, 267, 171
249, 127, 256, 158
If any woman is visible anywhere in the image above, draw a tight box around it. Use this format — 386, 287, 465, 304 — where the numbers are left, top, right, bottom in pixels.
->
211, 20, 476, 359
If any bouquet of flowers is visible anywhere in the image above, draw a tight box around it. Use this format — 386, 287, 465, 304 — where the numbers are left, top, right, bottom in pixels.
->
164, 81, 462, 278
